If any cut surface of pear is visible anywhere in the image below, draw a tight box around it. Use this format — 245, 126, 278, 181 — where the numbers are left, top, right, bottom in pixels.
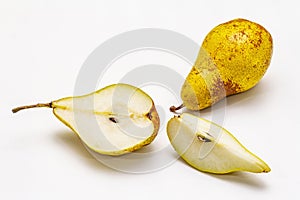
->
12, 83, 160, 155
167, 113, 270, 174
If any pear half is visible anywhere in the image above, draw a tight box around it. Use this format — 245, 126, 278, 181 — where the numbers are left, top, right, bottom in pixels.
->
12, 83, 160, 155
167, 113, 270, 174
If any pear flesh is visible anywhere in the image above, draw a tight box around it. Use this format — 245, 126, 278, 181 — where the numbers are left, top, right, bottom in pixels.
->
167, 113, 270, 174
12, 84, 160, 155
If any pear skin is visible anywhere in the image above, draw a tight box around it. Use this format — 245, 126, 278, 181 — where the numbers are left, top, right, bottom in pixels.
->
181, 18, 273, 110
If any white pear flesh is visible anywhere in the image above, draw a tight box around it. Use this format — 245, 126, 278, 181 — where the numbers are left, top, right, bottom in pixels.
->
167, 113, 270, 174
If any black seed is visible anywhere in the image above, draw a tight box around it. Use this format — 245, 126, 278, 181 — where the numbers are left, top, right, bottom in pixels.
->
197, 135, 211, 143
109, 117, 118, 123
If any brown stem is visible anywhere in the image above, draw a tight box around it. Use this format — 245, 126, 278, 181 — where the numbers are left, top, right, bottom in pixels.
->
12, 102, 52, 113
169, 103, 185, 113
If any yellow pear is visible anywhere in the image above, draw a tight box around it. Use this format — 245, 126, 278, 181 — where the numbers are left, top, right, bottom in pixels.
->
180, 18, 273, 110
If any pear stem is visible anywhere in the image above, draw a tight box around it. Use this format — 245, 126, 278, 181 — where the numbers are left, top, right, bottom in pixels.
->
12, 102, 52, 113
169, 103, 185, 113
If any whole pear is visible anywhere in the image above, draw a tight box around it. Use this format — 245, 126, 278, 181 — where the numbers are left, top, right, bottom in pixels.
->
181, 19, 273, 110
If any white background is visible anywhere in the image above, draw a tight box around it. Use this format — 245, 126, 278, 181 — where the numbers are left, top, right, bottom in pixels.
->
1, 0, 300, 199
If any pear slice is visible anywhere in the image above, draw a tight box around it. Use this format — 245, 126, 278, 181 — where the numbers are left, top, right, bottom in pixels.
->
12, 83, 160, 155
167, 113, 270, 174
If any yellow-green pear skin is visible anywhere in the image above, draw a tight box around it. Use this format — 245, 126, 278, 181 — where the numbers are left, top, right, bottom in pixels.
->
181, 19, 273, 110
